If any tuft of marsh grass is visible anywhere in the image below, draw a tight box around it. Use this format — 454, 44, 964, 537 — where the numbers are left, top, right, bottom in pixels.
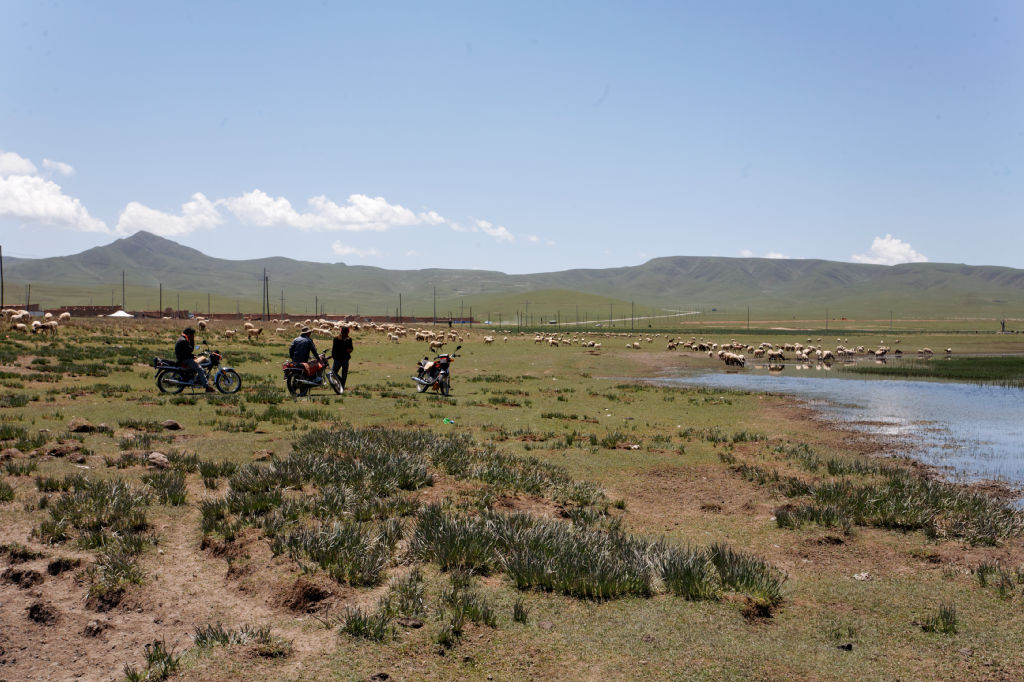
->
920, 602, 958, 634
708, 542, 786, 607
512, 596, 530, 623
386, 567, 426, 617
142, 470, 187, 506
0, 481, 14, 502
657, 544, 722, 601
774, 503, 852, 534
4, 459, 38, 476
193, 622, 292, 656
340, 605, 395, 641
123, 639, 180, 682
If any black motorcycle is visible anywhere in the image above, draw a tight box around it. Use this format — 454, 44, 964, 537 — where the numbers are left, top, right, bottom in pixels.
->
412, 346, 460, 396
153, 343, 241, 394
282, 352, 342, 396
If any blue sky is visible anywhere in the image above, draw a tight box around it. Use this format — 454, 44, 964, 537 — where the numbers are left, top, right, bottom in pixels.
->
1, 1, 1021, 272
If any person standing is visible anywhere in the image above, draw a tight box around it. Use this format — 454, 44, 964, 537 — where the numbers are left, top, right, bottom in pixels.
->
332, 326, 354, 391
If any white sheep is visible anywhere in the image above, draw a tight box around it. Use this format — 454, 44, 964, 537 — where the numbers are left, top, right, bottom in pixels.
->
58, 312, 71, 322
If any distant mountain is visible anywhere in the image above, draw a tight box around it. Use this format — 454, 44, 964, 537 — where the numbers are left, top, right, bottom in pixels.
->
4, 231, 1023, 319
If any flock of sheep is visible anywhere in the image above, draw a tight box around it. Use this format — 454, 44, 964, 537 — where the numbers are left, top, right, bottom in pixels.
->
673, 336, 953, 369
3, 309, 71, 335
5, 309, 953, 373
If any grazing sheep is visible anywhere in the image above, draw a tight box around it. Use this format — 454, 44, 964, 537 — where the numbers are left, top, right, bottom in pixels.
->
429, 340, 445, 352
945, 348, 953, 354
223, 329, 236, 338
13, 323, 28, 333
197, 320, 208, 331
246, 328, 263, 340
483, 336, 495, 344
58, 312, 71, 322
243, 322, 255, 330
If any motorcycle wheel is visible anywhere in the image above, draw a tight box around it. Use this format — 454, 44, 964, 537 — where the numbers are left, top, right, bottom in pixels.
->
157, 370, 185, 394
327, 372, 343, 395
215, 369, 242, 394
286, 373, 308, 397
440, 376, 450, 396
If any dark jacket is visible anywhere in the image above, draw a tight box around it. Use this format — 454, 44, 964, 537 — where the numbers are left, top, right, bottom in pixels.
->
174, 334, 195, 363
289, 335, 318, 364
332, 336, 353, 360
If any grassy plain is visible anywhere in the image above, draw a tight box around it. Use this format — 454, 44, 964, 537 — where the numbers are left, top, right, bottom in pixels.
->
2, 318, 1024, 681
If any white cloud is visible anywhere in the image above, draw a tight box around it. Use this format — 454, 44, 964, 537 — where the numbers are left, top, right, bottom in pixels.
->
218, 190, 448, 233
42, 159, 75, 176
474, 219, 514, 243
527, 235, 540, 244
331, 240, 380, 258
740, 249, 787, 259
851, 234, 928, 265
0, 174, 108, 233
0, 151, 37, 177
115, 193, 222, 237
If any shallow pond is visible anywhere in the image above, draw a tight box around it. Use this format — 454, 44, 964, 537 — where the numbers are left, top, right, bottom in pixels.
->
661, 370, 1024, 491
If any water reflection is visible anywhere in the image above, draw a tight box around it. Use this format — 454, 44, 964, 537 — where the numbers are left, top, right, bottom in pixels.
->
662, 372, 1024, 491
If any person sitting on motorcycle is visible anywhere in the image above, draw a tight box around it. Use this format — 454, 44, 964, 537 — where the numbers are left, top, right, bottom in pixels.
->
416, 356, 431, 379
176, 327, 215, 393
289, 326, 321, 382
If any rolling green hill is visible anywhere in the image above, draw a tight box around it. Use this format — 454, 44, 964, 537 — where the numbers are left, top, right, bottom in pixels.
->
3, 231, 1023, 322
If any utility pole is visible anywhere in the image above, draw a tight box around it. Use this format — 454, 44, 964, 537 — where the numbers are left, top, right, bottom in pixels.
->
433, 286, 437, 324
159, 283, 162, 315
631, 301, 634, 330
825, 308, 828, 332
281, 290, 285, 317
122, 271, 126, 310
747, 306, 750, 332
26, 284, 31, 309
207, 293, 210, 317
0, 244, 4, 307
399, 293, 402, 323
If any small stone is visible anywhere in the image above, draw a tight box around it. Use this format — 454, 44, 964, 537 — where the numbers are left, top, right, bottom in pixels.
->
68, 452, 87, 464
852, 572, 871, 581
66, 417, 94, 433
83, 620, 107, 637
0, 448, 23, 461
147, 452, 170, 468
253, 450, 273, 461
161, 420, 183, 431
396, 617, 423, 629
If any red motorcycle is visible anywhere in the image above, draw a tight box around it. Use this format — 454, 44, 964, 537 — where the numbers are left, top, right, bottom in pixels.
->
282, 352, 342, 396
412, 346, 460, 396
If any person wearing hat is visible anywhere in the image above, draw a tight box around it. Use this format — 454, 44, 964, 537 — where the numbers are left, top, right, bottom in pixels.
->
289, 326, 319, 367
175, 327, 215, 392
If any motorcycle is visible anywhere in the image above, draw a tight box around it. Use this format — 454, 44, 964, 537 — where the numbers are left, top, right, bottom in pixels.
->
282, 352, 343, 396
412, 346, 460, 396
152, 343, 241, 394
